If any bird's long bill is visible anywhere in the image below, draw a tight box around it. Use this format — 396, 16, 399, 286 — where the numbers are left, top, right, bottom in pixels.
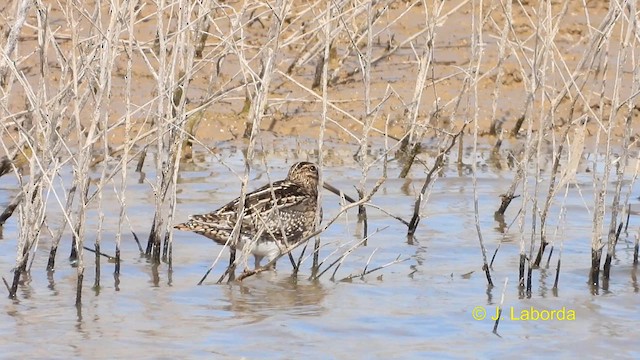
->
322, 182, 357, 203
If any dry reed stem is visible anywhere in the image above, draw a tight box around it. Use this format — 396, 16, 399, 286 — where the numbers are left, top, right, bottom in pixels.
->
0, 0, 32, 86
470, 0, 492, 286
523, 0, 548, 295
516, 104, 535, 290
401, 1, 442, 149
397, 1, 446, 178
312, 1, 333, 273
324, 234, 373, 281
634, 233, 639, 265
338, 254, 408, 282
114, 0, 138, 276
492, 277, 508, 336
46, 184, 76, 271
0, 191, 23, 226
587, 3, 626, 290
320, 227, 388, 281
602, 35, 634, 287
487, 0, 511, 141
533, 123, 579, 267
407, 124, 467, 236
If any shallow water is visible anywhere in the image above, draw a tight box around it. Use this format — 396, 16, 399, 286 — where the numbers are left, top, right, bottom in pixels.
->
0, 138, 639, 358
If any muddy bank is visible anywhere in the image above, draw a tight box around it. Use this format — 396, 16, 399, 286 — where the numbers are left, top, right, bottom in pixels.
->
1, 1, 636, 151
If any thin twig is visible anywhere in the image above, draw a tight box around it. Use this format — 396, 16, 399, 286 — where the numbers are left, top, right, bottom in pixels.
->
339, 254, 409, 282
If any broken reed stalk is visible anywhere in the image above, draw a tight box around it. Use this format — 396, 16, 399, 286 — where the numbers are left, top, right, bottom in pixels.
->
82, 246, 115, 261
552, 223, 568, 295
525, 121, 541, 292
312, 1, 332, 274
0, 191, 24, 226
354, 247, 378, 279
494, 193, 519, 217
193, 2, 212, 59
494, 132, 535, 217
603, 86, 634, 286
315, 227, 387, 281
634, 233, 639, 265
135, 147, 147, 173
516, 122, 535, 290
588, 3, 629, 289
550, 185, 572, 293
94, 34, 121, 286
398, 144, 421, 179
491, 210, 524, 268
115, 0, 137, 277
0, 0, 32, 86
94, 122, 108, 290
492, 277, 509, 335
145, 0, 171, 262
590, 138, 606, 291
398, 1, 442, 170
10, 169, 45, 299
553, 249, 562, 289
46, 183, 76, 270
534, 125, 573, 268
487, 0, 511, 146
324, 236, 371, 281
339, 254, 408, 282
360, 1, 375, 243
407, 125, 467, 236
470, 0, 492, 287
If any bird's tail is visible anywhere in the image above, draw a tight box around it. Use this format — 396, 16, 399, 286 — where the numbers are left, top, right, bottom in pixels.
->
173, 216, 235, 246
173, 221, 197, 231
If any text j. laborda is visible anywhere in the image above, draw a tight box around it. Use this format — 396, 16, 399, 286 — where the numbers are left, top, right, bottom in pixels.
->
471, 306, 576, 321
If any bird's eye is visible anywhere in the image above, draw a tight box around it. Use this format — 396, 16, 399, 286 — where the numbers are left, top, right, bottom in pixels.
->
310, 165, 317, 172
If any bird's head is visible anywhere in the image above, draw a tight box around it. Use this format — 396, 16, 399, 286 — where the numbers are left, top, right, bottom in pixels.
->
287, 161, 320, 194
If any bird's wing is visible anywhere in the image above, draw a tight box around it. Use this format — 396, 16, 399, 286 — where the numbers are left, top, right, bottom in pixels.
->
176, 181, 313, 244
214, 180, 309, 218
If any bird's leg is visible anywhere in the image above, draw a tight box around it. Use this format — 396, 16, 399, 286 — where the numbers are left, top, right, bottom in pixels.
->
254, 255, 263, 269
228, 248, 236, 282
264, 249, 280, 270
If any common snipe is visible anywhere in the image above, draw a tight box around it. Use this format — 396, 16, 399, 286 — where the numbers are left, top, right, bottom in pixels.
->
174, 162, 320, 268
